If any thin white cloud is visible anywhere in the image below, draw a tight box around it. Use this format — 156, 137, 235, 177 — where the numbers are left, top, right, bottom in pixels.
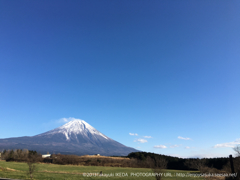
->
178, 136, 191, 140
143, 136, 152, 138
185, 146, 190, 149
154, 145, 167, 149
214, 139, 240, 148
134, 139, 147, 143
170, 145, 180, 148
43, 117, 82, 132
57, 117, 80, 123
129, 133, 138, 136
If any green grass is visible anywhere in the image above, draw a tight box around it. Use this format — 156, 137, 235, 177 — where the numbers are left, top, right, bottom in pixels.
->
0, 160, 204, 180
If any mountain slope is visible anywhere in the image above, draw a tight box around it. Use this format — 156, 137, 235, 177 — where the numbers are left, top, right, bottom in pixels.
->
0, 120, 138, 156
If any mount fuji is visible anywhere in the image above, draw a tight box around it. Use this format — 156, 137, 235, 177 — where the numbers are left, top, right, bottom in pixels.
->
0, 120, 138, 156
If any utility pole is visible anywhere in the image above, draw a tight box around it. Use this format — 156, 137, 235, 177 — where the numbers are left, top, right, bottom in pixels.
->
229, 154, 235, 173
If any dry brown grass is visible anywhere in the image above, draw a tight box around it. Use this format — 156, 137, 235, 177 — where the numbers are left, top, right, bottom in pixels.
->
1, 167, 21, 172
81, 155, 130, 160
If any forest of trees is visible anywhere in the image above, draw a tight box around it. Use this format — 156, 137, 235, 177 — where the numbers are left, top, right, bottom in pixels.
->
127, 152, 230, 170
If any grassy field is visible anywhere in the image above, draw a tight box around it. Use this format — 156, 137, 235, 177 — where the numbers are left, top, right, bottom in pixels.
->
0, 160, 204, 180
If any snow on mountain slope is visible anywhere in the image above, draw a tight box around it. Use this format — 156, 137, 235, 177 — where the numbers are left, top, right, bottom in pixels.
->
39, 120, 109, 141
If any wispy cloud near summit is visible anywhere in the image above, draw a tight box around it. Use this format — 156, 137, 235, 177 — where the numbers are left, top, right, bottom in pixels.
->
57, 117, 82, 123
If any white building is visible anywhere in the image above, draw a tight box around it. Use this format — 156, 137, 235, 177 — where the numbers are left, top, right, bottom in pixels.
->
42, 154, 51, 158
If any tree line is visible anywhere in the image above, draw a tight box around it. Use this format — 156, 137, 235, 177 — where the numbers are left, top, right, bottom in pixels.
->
127, 152, 229, 170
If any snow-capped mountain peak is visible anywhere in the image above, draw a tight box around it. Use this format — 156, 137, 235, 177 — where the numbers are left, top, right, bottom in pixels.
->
40, 119, 109, 140
59, 120, 95, 133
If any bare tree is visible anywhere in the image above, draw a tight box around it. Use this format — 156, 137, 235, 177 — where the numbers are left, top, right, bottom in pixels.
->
232, 145, 240, 180
1, 150, 9, 160
27, 154, 38, 179
233, 146, 240, 157
184, 158, 207, 172
147, 156, 167, 180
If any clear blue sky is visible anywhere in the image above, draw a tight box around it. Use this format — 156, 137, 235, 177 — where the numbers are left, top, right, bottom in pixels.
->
1, 0, 240, 158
